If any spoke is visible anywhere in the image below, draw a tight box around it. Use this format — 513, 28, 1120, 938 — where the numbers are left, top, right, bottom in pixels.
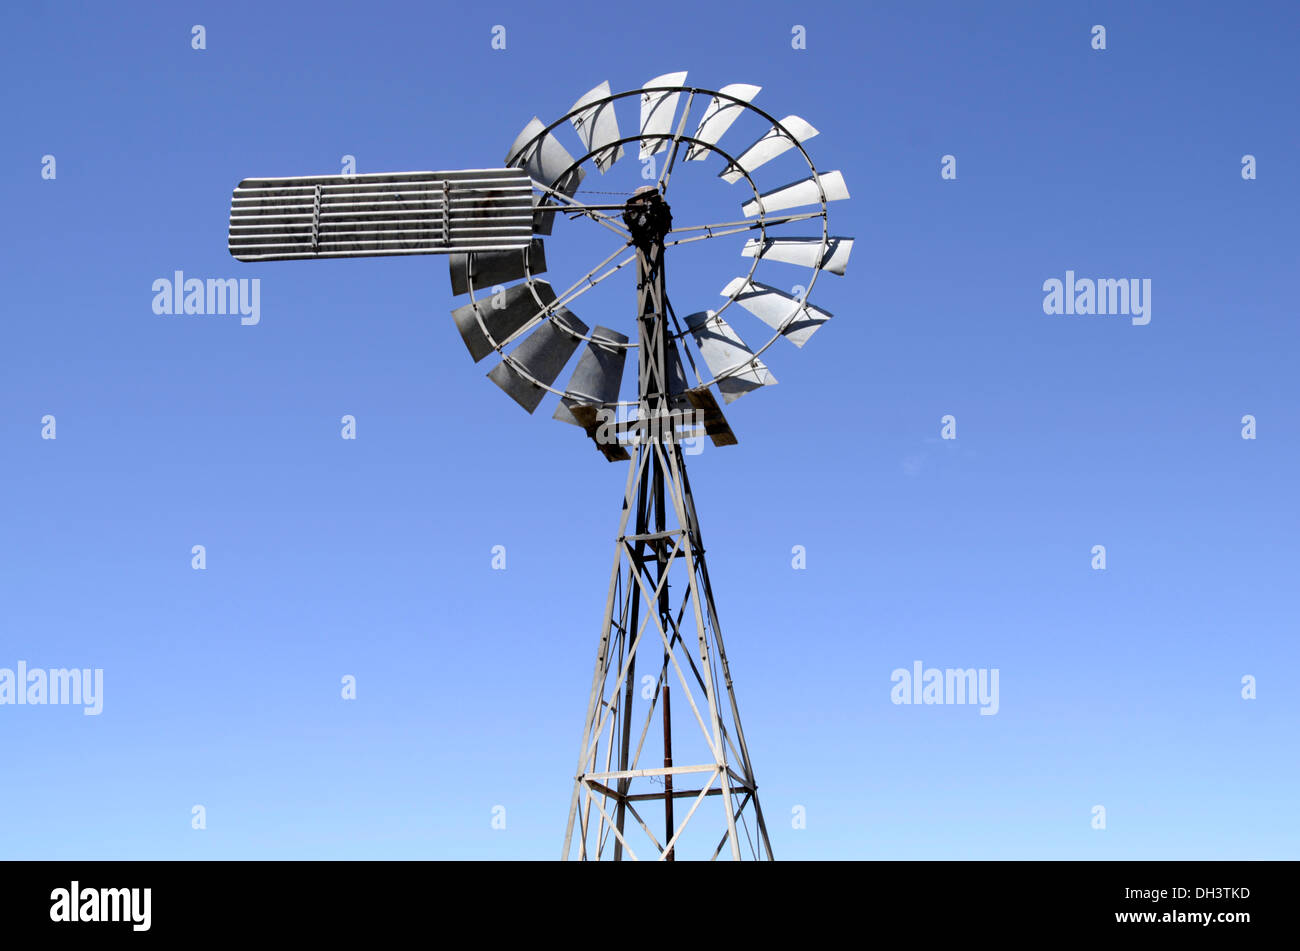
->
665, 211, 824, 248
546, 250, 637, 326
663, 293, 704, 385
494, 241, 635, 351
657, 91, 696, 196
534, 180, 631, 240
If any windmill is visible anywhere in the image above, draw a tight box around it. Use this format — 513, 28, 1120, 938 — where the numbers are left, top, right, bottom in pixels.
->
228, 74, 851, 860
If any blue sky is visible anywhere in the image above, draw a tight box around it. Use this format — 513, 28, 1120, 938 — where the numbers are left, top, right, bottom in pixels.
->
1, 0, 1296, 859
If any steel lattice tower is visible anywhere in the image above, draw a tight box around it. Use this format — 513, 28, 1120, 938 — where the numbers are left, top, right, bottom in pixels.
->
562, 190, 772, 860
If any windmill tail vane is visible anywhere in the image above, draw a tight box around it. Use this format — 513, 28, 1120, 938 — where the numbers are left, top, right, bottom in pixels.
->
227, 168, 535, 262
227, 73, 853, 860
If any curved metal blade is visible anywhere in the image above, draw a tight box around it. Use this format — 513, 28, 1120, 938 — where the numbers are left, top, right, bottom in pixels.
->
639, 71, 688, 159
553, 326, 630, 426
449, 240, 547, 296
740, 236, 853, 275
569, 82, 624, 173
505, 118, 587, 235
450, 280, 556, 363
683, 310, 777, 403
719, 116, 817, 184
721, 278, 832, 348
686, 84, 761, 161
741, 171, 849, 217
487, 309, 589, 413
505, 118, 585, 194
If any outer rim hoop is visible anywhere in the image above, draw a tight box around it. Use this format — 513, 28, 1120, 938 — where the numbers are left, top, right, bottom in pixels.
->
457, 84, 839, 411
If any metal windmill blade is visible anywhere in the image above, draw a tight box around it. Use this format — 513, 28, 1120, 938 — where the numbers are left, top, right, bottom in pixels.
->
553, 325, 633, 461
741, 236, 854, 275
683, 310, 777, 403
686, 84, 761, 161
569, 81, 625, 173
720, 277, 833, 348
719, 116, 818, 184
639, 71, 688, 158
505, 118, 587, 235
553, 325, 630, 426
449, 240, 548, 296
486, 308, 589, 413
450, 281, 559, 363
741, 170, 850, 216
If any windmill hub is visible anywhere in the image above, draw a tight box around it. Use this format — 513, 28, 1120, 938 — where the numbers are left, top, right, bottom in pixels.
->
622, 186, 672, 247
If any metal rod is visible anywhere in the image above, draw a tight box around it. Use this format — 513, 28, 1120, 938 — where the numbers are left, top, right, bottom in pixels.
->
650, 240, 676, 861
531, 181, 631, 240
667, 211, 823, 235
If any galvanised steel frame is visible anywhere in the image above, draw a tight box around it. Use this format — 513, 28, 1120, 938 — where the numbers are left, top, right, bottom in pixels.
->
561, 191, 772, 861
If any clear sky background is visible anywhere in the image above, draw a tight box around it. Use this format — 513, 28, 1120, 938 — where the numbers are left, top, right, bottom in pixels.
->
1, 0, 1296, 860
